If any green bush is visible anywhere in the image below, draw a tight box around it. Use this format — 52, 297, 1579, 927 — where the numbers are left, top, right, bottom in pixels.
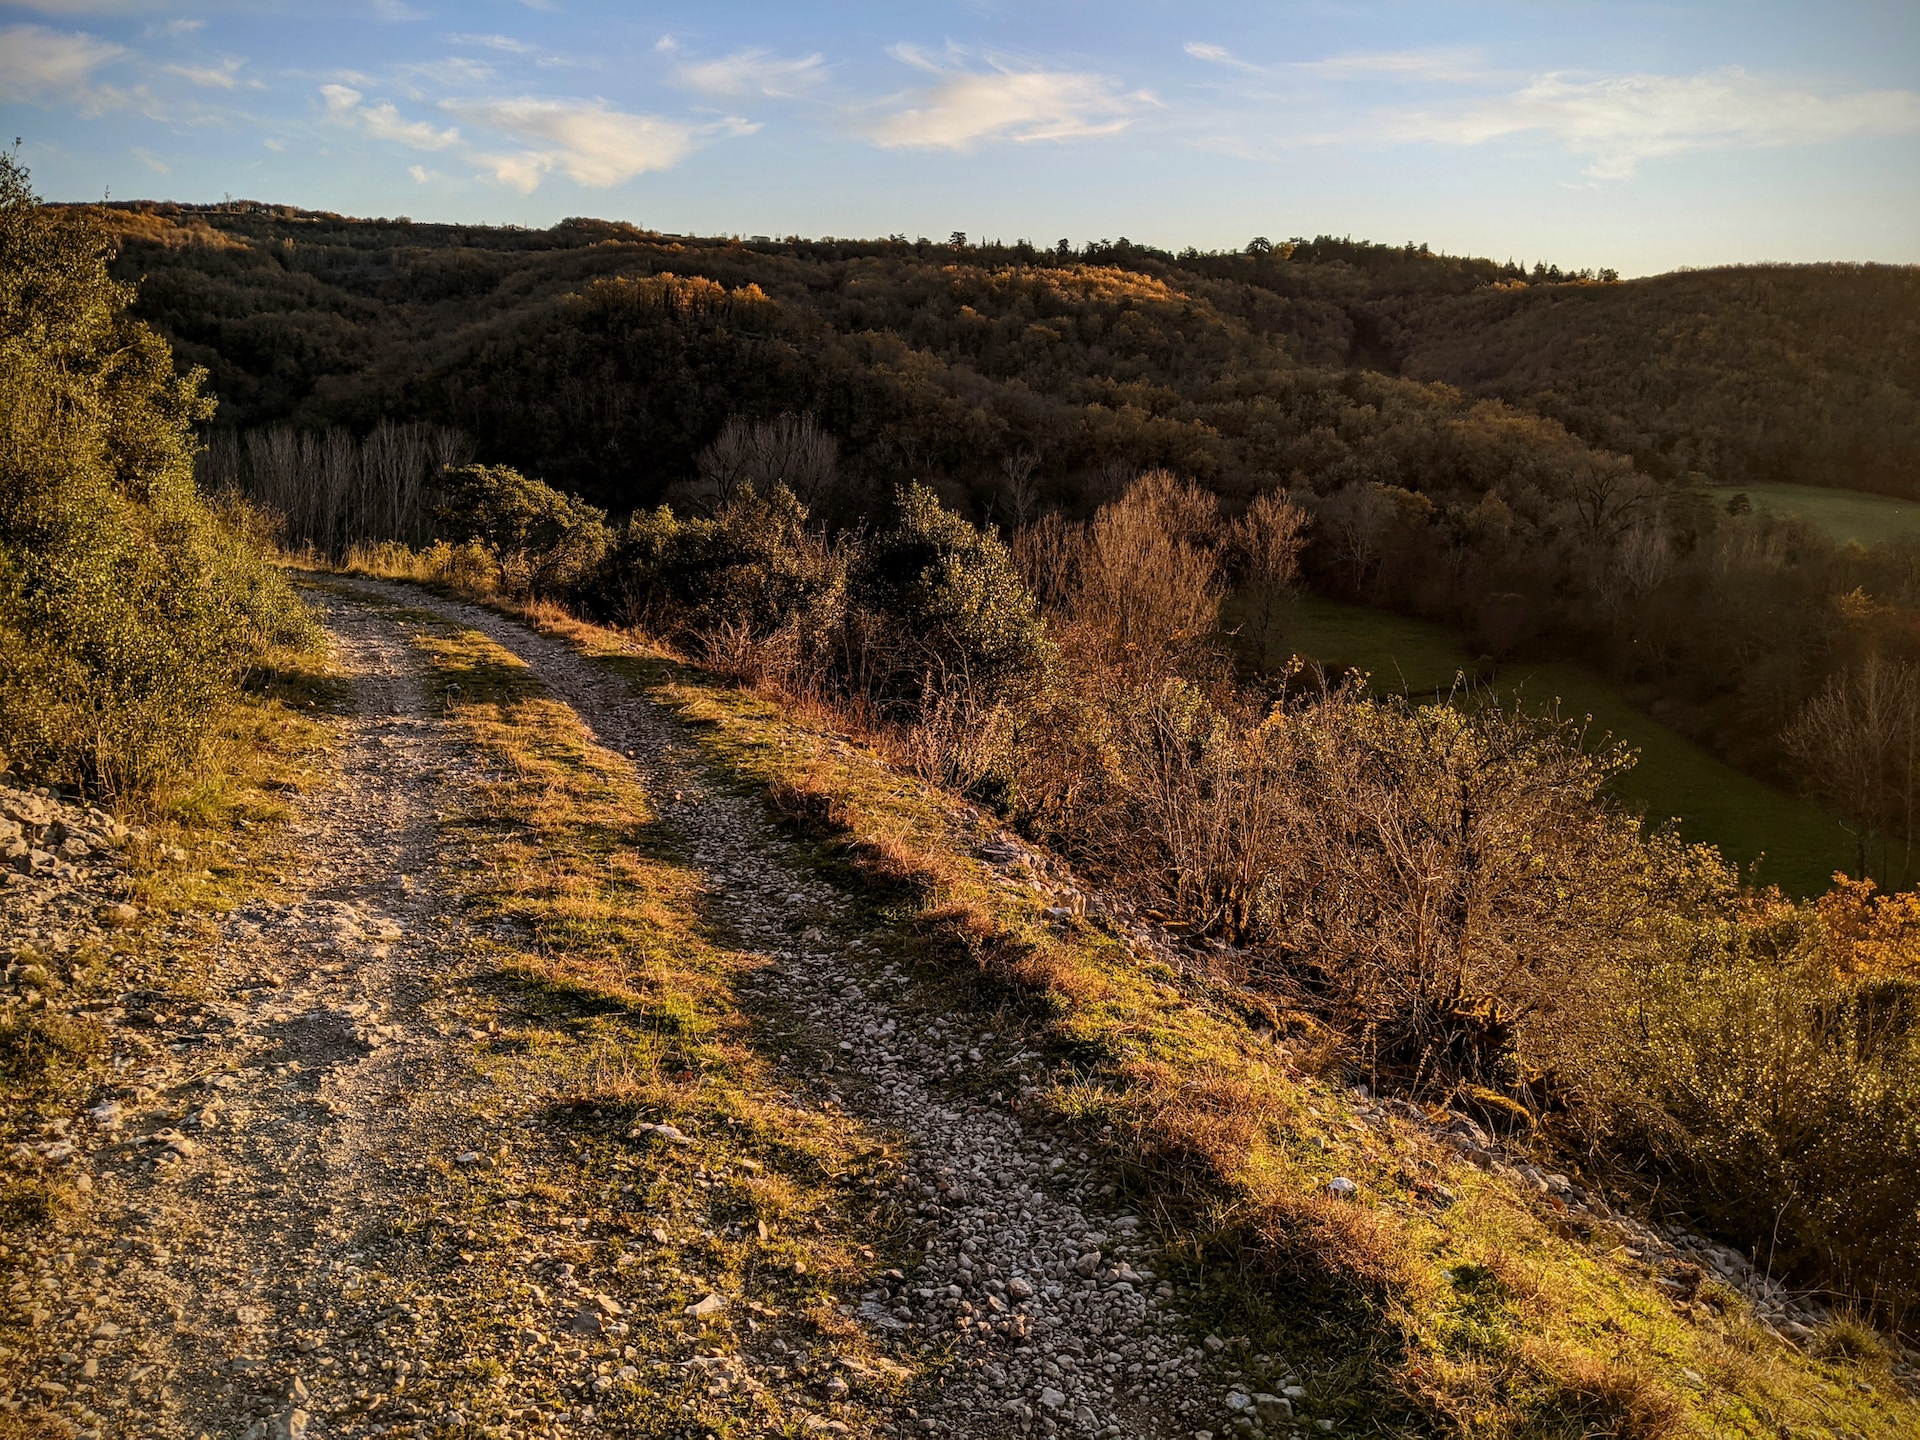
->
432, 462, 611, 598
0, 153, 313, 796
849, 482, 1050, 704
595, 485, 844, 648
1617, 904, 1920, 1319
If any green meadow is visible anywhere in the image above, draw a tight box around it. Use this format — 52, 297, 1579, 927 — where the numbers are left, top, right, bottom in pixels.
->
1708, 480, 1920, 546
1235, 591, 1857, 897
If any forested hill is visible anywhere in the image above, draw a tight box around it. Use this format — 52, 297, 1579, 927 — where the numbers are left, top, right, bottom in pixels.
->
87, 201, 1920, 512
1376, 264, 1920, 498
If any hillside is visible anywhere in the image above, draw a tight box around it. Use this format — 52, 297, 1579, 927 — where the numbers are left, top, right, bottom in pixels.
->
1373, 265, 1920, 499
92, 204, 1920, 507
11, 572, 1916, 1438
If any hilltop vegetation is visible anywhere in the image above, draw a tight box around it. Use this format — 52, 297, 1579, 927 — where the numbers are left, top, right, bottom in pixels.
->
1376, 263, 1920, 498
93, 206, 1919, 505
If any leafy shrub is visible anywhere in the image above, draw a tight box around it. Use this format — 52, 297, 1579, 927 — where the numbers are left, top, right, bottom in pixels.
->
0, 153, 313, 796
848, 482, 1050, 706
592, 485, 847, 680
432, 462, 611, 599
1615, 899, 1920, 1320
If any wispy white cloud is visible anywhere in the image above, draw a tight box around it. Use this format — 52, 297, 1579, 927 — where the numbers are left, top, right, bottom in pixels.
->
321, 83, 461, 150
674, 48, 826, 100
1183, 41, 1264, 75
449, 33, 538, 55
163, 56, 254, 91
0, 23, 127, 111
399, 56, 497, 87
1300, 49, 1488, 83
1401, 66, 1920, 178
872, 48, 1149, 149
371, 0, 429, 22
445, 96, 750, 190
1186, 42, 1488, 84
131, 145, 168, 173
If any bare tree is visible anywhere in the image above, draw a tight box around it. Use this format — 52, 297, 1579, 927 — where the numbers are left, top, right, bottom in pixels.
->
695, 411, 842, 512
999, 448, 1041, 531
1072, 471, 1225, 674
229, 421, 467, 557
1563, 457, 1656, 546
1314, 482, 1400, 591
1087, 457, 1135, 506
1784, 653, 1919, 880
1012, 511, 1083, 613
1228, 490, 1312, 668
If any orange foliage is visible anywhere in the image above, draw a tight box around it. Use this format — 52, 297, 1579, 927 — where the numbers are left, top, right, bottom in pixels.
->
1817, 874, 1920, 976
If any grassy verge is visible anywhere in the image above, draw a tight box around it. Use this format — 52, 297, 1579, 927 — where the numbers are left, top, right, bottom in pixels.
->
464, 598, 1918, 1440
1232, 590, 1855, 897
0, 641, 342, 1253
404, 616, 928, 1436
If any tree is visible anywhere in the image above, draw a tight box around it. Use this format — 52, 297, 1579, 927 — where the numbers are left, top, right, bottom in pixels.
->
1783, 653, 1918, 880
850, 482, 1049, 704
1228, 490, 1311, 668
998, 448, 1040, 531
0, 151, 309, 792
694, 412, 842, 512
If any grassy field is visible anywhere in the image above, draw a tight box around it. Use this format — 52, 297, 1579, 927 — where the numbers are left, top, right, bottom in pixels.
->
1707, 481, 1920, 546
1238, 592, 1857, 898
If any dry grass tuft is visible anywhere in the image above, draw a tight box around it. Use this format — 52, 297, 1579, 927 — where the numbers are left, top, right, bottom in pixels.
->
1520, 1342, 1688, 1440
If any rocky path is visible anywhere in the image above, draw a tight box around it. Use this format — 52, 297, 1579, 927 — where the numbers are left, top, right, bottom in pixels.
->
2, 585, 1257, 1440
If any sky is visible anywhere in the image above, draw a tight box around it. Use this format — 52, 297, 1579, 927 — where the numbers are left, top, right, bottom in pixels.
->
2, 1, 1916, 276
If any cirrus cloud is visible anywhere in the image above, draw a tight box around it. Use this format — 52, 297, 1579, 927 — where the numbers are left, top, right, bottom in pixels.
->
1402, 66, 1920, 179
0, 23, 127, 110
673, 48, 827, 100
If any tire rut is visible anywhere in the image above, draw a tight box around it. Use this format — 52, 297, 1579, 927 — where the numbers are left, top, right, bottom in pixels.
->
339, 579, 1239, 1440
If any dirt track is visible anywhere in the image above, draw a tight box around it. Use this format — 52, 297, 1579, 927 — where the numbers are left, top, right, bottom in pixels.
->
5, 583, 1243, 1440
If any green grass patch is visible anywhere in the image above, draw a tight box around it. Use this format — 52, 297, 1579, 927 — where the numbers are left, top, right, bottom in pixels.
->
1237, 591, 1854, 897
1707, 482, 1920, 547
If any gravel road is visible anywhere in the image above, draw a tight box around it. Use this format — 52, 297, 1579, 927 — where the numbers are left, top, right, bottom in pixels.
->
1, 584, 1257, 1440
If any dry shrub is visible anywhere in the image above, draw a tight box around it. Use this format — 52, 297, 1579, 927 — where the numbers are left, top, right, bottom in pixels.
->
896, 683, 1022, 800
1813, 1311, 1890, 1363
1615, 897, 1920, 1323
1070, 470, 1226, 676
1516, 1342, 1686, 1440
1227, 489, 1312, 664
1012, 510, 1083, 613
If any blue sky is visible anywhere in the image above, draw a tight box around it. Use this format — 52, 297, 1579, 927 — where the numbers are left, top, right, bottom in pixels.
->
3, 1, 1916, 276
